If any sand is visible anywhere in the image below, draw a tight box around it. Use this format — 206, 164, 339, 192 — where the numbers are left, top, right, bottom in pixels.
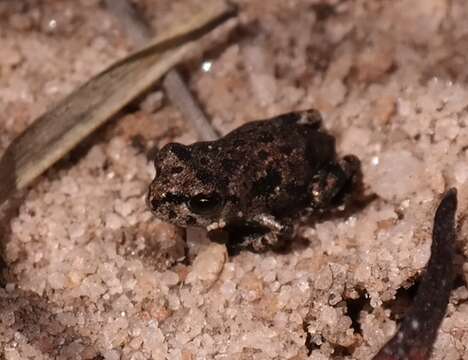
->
0, 0, 467, 359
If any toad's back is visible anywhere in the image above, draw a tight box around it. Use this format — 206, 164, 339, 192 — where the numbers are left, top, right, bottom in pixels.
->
188, 110, 337, 217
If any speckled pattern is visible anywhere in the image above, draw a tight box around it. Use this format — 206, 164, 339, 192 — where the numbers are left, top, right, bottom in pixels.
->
148, 110, 360, 253
1, 0, 468, 359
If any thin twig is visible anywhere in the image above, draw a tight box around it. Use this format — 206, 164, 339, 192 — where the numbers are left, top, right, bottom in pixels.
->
106, 0, 219, 141
104, 0, 152, 47
163, 71, 219, 141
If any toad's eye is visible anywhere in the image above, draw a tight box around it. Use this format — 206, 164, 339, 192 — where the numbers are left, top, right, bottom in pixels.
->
187, 193, 224, 215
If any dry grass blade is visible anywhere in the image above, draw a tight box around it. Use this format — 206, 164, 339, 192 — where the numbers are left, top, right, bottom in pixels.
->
0, 2, 236, 206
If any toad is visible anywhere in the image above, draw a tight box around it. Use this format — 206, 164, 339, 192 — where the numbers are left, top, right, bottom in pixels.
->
147, 110, 360, 252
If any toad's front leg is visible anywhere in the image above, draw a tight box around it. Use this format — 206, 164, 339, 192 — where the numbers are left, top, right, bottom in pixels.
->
247, 214, 294, 252
220, 214, 294, 254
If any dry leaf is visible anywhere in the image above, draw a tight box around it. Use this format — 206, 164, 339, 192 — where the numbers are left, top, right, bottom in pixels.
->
0, 2, 236, 206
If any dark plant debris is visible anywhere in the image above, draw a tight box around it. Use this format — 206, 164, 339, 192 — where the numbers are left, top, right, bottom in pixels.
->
372, 188, 457, 360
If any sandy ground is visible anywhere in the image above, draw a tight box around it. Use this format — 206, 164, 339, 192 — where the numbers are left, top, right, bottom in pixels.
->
1, 0, 468, 359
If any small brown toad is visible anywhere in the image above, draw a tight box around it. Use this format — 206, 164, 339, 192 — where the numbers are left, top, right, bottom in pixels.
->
148, 110, 360, 253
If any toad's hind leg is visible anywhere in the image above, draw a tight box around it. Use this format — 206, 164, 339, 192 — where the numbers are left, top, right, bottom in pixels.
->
309, 155, 361, 208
